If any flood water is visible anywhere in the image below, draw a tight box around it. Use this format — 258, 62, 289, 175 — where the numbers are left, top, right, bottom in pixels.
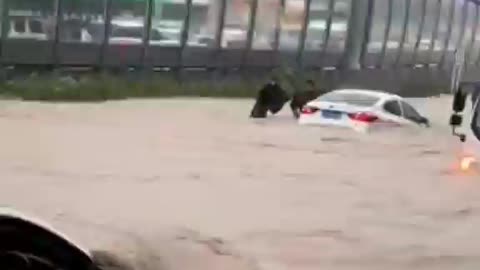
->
1, 96, 479, 270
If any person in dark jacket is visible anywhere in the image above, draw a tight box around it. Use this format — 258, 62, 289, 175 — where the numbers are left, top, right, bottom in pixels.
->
290, 80, 326, 118
250, 78, 290, 118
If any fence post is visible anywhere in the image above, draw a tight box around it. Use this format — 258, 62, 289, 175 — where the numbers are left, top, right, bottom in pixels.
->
0, 0, 10, 68
342, 0, 371, 70
141, 0, 154, 70
412, 0, 427, 65
428, 0, 442, 65
378, 0, 393, 68
99, 0, 112, 70
243, 0, 258, 70
179, 0, 192, 72
395, 0, 411, 67
319, 0, 335, 67
297, 0, 312, 69
52, 0, 63, 68
213, 0, 227, 78
439, 0, 454, 68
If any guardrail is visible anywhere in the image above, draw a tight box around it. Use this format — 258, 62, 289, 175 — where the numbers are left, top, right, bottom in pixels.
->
0, 0, 476, 74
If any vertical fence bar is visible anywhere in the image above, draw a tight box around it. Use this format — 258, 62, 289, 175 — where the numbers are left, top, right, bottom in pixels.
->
466, 2, 479, 66
297, 0, 312, 69
456, 1, 468, 52
52, 0, 63, 67
0, 0, 10, 65
341, 0, 371, 70
99, 0, 112, 69
395, 0, 411, 67
439, 0, 454, 67
450, 0, 468, 76
475, 4, 480, 66
244, 0, 258, 68
179, 0, 193, 70
320, 0, 335, 67
213, 0, 227, 70
141, 0, 153, 69
428, 0, 441, 65
454, 1, 467, 75
378, 0, 393, 67
273, 0, 285, 67
358, 0, 374, 68
412, 0, 427, 66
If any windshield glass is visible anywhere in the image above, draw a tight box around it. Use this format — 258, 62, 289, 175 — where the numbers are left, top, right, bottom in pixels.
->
318, 91, 380, 107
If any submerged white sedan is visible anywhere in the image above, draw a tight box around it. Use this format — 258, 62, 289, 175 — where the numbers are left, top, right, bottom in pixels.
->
298, 89, 430, 132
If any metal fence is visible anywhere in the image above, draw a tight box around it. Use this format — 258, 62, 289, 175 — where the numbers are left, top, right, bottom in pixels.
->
0, 0, 478, 73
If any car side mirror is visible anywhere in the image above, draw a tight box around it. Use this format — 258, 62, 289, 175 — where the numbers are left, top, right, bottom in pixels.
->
453, 89, 466, 112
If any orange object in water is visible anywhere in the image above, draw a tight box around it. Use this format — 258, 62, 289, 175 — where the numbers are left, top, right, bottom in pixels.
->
460, 156, 476, 171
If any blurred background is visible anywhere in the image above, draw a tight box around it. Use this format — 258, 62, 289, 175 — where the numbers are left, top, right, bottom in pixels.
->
0, 0, 479, 95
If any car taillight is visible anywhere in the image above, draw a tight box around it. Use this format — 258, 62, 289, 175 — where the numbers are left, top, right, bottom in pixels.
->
301, 107, 319, 114
348, 112, 378, 122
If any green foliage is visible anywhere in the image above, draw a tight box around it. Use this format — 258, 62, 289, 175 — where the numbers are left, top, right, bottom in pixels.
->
0, 73, 260, 102
0, 66, 319, 102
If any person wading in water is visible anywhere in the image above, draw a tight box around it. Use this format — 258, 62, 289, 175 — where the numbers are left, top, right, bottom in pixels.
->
250, 77, 290, 118
250, 78, 327, 119
290, 80, 326, 119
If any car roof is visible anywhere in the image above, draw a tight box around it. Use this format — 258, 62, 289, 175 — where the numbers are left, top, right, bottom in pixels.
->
327, 89, 402, 100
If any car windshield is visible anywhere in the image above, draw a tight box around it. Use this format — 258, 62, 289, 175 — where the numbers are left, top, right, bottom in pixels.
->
318, 91, 380, 107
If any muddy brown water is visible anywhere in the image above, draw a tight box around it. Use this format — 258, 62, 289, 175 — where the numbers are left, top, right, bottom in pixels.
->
1, 96, 480, 270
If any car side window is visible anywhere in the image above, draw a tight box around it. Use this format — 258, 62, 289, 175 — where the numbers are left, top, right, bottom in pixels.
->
383, 100, 402, 116
400, 101, 422, 122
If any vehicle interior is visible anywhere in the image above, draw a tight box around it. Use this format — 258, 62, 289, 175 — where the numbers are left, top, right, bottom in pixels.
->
0, 215, 94, 270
